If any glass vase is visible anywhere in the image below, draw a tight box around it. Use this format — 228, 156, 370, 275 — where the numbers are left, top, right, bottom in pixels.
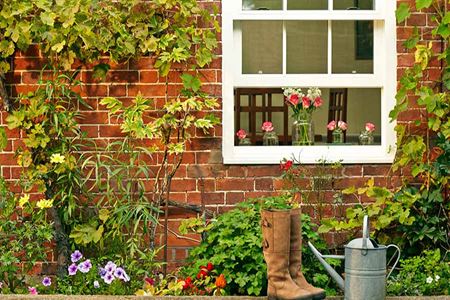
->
263, 131, 279, 146
238, 138, 252, 146
332, 129, 344, 144
292, 111, 314, 145
359, 131, 374, 145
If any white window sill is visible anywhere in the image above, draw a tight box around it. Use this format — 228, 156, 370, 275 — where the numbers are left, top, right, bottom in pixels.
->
222, 144, 395, 165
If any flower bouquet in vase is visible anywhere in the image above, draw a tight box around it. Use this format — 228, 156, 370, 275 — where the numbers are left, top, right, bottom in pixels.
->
261, 121, 279, 146
359, 122, 375, 145
327, 120, 348, 144
236, 129, 252, 145
283, 87, 323, 145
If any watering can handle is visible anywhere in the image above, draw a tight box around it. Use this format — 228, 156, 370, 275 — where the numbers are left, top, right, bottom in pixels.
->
362, 215, 370, 250
386, 244, 401, 280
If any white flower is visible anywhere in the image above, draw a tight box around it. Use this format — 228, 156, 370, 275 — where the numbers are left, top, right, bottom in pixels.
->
426, 276, 433, 284
435, 275, 440, 281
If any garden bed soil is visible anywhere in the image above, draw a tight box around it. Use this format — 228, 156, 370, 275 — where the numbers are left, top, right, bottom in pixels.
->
0, 296, 449, 299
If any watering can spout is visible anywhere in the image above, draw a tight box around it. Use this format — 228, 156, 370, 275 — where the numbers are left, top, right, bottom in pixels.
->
308, 241, 345, 291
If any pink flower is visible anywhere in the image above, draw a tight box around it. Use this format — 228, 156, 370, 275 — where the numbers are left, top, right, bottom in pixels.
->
288, 94, 299, 106
338, 121, 348, 131
327, 121, 337, 131
302, 97, 311, 109
28, 287, 38, 295
261, 121, 274, 132
236, 129, 247, 140
365, 122, 375, 132
313, 97, 323, 108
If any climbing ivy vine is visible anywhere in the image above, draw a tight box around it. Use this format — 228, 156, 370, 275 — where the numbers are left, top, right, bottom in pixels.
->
320, 0, 449, 256
0, 0, 219, 277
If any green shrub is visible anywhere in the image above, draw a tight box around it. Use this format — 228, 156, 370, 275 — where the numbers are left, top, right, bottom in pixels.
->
181, 198, 340, 296
387, 249, 450, 296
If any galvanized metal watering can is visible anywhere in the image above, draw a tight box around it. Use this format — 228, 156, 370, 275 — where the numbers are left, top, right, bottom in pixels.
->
308, 216, 401, 300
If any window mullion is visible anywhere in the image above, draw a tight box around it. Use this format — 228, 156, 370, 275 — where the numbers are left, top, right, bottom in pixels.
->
283, 21, 287, 75
329, 0, 333, 10
327, 20, 332, 75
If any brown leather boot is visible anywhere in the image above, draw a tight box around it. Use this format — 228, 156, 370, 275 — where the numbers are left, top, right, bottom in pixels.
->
261, 209, 313, 300
289, 208, 326, 300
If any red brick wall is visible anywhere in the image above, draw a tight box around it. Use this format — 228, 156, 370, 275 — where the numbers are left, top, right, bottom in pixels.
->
0, 0, 443, 270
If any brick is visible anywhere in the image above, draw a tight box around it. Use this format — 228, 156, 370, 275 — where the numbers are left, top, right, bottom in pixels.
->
216, 178, 254, 191
255, 178, 274, 191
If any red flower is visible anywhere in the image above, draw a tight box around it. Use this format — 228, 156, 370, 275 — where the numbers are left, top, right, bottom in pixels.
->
197, 270, 208, 280
280, 160, 293, 171
144, 277, 155, 286
182, 277, 193, 290
206, 262, 214, 272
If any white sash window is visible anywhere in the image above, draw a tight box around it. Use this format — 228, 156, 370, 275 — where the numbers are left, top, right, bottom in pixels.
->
222, 0, 397, 164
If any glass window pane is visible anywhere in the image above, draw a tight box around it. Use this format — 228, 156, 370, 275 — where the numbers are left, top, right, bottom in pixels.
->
242, 0, 282, 10
241, 21, 283, 74
288, 0, 328, 10
332, 21, 373, 74
234, 87, 381, 146
287, 21, 328, 74
334, 0, 374, 10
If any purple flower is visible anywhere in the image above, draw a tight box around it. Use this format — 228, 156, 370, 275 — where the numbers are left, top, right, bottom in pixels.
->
114, 267, 125, 279
103, 273, 114, 285
42, 277, 51, 287
78, 259, 92, 273
104, 261, 117, 273
99, 267, 107, 277
70, 250, 83, 263
68, 263, 78, 276
94, 280, 100, 289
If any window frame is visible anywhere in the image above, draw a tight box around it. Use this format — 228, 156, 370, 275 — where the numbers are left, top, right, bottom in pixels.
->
222, 0, 397, 164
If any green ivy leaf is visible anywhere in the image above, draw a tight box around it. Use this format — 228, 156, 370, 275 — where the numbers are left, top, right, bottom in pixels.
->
92, 63, 111, 82
415, 0, 433, 10
0, 127, 7, 151
181, 73, 201, 92
396, 3, 411, 23
40, 11, 56, 26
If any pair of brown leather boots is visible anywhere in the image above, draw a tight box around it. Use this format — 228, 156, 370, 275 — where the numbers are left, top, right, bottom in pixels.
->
261, 208, 326, 300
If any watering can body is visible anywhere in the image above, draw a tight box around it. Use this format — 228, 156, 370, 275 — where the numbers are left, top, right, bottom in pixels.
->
308, 216, 400, 300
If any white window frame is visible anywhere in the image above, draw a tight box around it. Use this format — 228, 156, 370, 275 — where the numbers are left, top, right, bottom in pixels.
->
222, 0, 397, 164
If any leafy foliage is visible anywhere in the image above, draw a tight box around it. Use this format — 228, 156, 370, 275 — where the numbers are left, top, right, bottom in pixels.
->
387, 249, 449, 296
0, 0, 219, 74
319, 0, 449, 258
0, 177, 53, 293
181, 198, 340, 296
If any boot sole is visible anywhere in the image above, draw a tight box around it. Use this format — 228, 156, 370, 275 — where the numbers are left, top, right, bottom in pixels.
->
268, 295, 314, 300
312, 292, 326, 300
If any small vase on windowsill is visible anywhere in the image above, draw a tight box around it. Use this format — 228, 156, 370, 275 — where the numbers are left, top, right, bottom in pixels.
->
332, 129, 344, 144
359, 122, 376, 145
263, 131, 279, 146
359, 131, 374, 145
261, 121, 279, 146
236, 129, 252, 146
239, 137, 252, 146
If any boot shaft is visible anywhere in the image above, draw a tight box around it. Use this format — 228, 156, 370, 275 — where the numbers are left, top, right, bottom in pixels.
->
261, 209, 292, 254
